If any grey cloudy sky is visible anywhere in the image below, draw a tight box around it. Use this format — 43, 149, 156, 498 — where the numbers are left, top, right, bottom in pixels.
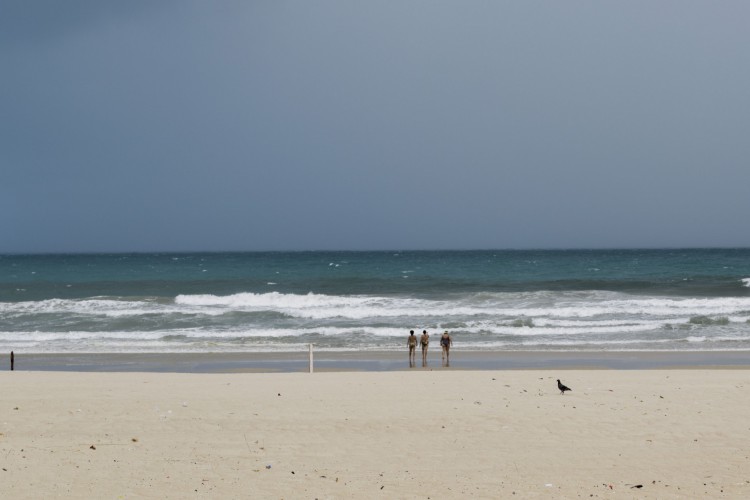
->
2, 1, 749, 253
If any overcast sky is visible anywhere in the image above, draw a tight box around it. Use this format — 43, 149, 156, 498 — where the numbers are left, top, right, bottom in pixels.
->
2, 1, 749, 253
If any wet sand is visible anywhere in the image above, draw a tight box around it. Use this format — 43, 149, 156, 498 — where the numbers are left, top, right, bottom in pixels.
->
7, 349, 750, 372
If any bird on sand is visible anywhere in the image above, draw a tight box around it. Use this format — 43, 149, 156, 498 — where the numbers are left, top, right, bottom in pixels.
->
557, 379, 571, 395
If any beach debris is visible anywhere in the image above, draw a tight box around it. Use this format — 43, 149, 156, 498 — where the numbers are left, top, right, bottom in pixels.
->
265, 465, 272, 469
13, 407, 18, 411
278, 393, 281, 396
89, 445, 96, 450
182, 402, 188, 407
132, 438, 138, 442
544, 483, 553, 487
631, 484, 643, 489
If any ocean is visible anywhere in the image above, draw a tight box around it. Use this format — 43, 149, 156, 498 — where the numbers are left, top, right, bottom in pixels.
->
2, 249, 750, 354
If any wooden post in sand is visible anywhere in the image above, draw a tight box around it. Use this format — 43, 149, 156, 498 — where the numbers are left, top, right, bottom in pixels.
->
309, 344, 314, 374
10, 351, 14, 371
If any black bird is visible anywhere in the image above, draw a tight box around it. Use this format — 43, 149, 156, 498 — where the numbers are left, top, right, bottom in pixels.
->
557, 379, 571, 395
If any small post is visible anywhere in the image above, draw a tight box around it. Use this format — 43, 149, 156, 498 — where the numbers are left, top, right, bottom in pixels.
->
10, 351, 14, 371
309, 344, 314, 374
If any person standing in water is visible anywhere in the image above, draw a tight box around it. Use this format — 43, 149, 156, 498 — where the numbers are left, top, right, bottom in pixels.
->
407, 330, 417, 364
440, 331, 453, 362
420, 330, 430, 364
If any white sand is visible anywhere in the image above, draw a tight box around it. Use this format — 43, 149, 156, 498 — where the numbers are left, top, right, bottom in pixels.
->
1, 370, 749, 498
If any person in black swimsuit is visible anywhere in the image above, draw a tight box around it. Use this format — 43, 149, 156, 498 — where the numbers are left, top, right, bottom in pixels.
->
440, 331, 452, 362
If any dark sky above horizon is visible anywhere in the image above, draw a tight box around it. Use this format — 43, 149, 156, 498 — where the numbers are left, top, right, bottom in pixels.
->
3, 1, 750, 253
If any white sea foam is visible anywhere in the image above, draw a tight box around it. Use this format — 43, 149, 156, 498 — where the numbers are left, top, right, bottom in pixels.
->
0, 322, 692, 345
520, 338, 675, 347
742, 278, 750, 288
4, 329, 750, 354
5, 289, 750, 353
0, 330, 169, 342
5, 291, 750, 323
168, 291, 750, 321
176, 292, 374, 309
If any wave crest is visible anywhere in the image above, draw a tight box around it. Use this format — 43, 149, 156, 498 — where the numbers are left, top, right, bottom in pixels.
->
175, 291, 373, 309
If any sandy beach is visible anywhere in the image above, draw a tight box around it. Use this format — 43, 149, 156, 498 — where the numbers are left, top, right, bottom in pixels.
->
2, 368, 749, 498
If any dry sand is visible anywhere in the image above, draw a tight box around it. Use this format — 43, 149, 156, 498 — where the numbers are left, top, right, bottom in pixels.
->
1, 369, 749, 498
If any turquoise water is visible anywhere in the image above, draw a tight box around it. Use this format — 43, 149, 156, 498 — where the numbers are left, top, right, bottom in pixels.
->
2, 249, 750, 353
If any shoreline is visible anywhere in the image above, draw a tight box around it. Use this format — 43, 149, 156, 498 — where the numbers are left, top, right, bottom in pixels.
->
6, 349, 750, 372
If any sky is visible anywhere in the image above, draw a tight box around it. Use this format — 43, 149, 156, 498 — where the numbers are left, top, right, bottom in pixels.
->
2, 1, 749, 253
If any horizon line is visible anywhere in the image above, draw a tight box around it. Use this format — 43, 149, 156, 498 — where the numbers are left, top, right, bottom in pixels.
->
3, 246, 750, 257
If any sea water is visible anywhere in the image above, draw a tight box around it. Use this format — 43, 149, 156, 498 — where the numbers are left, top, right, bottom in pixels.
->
1, 249, 750, 353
